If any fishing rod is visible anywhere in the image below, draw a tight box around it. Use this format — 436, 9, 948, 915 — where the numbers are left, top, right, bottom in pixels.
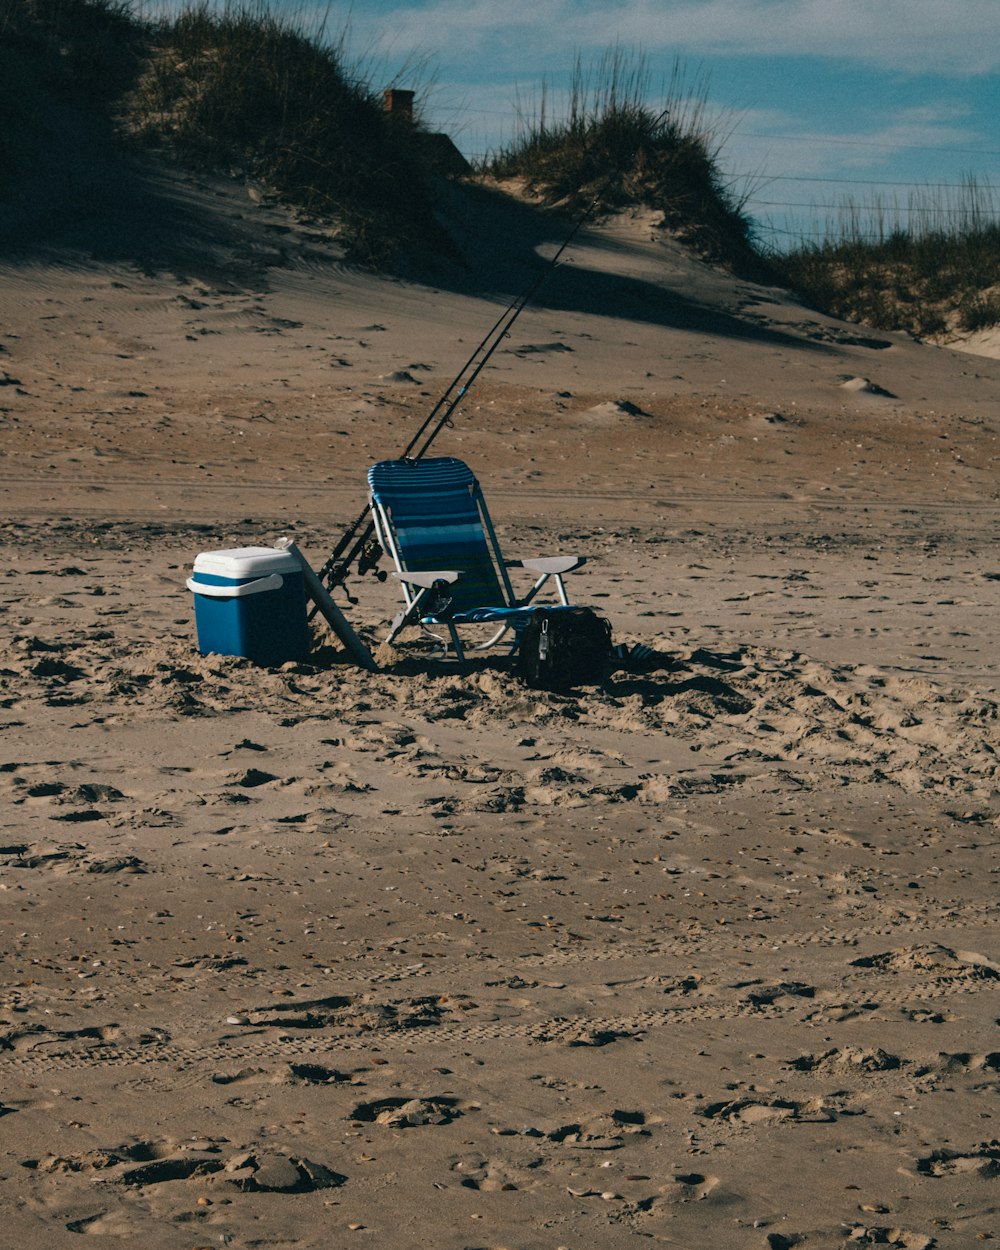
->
310, 301, 516, 603
403, 202, 597, 461
312, 194, 599, 608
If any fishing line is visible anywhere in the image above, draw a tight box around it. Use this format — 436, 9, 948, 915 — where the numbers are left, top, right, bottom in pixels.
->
312, 192, 600, 606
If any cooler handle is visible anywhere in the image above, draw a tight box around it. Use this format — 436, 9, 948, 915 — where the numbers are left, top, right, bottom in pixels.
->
186, 573, 284, 598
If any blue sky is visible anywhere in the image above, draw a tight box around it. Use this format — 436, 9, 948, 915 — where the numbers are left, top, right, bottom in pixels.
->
215, 1, 1000, 247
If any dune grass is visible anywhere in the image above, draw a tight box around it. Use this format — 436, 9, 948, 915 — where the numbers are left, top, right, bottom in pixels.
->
0, 0, 453, 267
769, 180, 1000, 339
2, 0, 996, 330
484, 51, 763, 274
0, 0, 139, 103
125, 2, 456, 266
0, 0, 141, 180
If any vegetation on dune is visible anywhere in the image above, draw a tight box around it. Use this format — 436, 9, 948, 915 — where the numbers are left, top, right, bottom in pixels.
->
485, 49, 999, 337
0, 0, 141, 176
0, 0, 138, 103
1, 0, 996, 333
484, 52, 764, 275
0, 0, 452, 266
770, 180, 1000, 339
126, 2, 453, 266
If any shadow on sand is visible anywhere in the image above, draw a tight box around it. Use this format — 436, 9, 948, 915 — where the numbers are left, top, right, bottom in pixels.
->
2, 143, 826, 353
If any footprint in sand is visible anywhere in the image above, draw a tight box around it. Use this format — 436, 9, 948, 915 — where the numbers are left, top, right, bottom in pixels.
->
930, 1051, 1000, 1076
451, 1155, 527, 1192
915, 1143, 1000, 1179
699, 1093, 844, 1123
349, 1095, 469, 1127
637, 1170, 720, 1208
839, 375, 896, 397
379, 369, 420, 384
787, 1046, 904, 1074
850, 943, 1000, 991
288, 1062, 354, 1085
31, 1139, 345, 1193
65, 1210, 138, 1236
239, 991, 448, 1032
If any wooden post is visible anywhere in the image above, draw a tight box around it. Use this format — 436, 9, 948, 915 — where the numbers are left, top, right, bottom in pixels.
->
384, 88, 415, 117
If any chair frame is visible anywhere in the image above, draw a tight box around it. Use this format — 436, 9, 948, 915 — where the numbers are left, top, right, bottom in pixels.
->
368, 457, 583, 663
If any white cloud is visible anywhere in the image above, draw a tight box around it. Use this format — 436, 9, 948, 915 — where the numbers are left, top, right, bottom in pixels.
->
355, 0, 1000, 77
723, 101, 987, 185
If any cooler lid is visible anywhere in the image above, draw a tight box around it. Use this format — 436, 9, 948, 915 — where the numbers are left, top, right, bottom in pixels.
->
192, 546, 298, 579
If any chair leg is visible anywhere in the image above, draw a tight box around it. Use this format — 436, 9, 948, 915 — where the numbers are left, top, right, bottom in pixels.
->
386, 588, 429, 644
446, 622, 467, 665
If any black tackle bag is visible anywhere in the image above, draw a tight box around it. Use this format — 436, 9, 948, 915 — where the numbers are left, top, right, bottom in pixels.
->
515, 605, 613, 692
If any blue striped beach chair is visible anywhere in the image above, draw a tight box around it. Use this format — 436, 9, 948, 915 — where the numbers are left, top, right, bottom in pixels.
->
368, 457, 585, 663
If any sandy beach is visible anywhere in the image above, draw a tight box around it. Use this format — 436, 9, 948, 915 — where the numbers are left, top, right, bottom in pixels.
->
1, 164, 999, 1250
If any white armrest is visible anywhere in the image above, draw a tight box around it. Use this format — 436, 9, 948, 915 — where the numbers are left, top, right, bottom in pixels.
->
515, 556, 586, 575
393, 570, 461, 589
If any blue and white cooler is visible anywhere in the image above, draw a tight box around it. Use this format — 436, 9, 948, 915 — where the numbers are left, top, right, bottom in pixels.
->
187, 546, 309, 666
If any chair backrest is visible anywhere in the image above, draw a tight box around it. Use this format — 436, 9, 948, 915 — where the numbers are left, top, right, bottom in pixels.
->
368, 458, 514, 613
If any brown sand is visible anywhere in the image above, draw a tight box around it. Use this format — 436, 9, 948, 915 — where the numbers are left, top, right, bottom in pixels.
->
1, 168, 998, 1250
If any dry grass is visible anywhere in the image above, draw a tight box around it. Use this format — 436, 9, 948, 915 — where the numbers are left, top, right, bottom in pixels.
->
125, 1, 454, 266
2, 0, 996, 330
0, 0, 138, 101
771, 180, 1000, 339
484, 51, 763, 274
0, 0, 140, 180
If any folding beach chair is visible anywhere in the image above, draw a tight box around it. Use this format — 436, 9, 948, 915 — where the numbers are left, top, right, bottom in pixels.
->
368, 456, 585, 663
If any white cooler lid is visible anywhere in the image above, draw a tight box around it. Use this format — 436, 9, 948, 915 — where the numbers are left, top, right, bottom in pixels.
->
193, 546, 299, 578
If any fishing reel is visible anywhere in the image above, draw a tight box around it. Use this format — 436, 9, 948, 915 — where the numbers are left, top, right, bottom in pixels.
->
322, 563, 359, 606
357, 539, 387, 582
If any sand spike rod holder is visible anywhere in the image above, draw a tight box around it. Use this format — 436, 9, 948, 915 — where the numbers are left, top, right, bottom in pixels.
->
275, 537, 377, 671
